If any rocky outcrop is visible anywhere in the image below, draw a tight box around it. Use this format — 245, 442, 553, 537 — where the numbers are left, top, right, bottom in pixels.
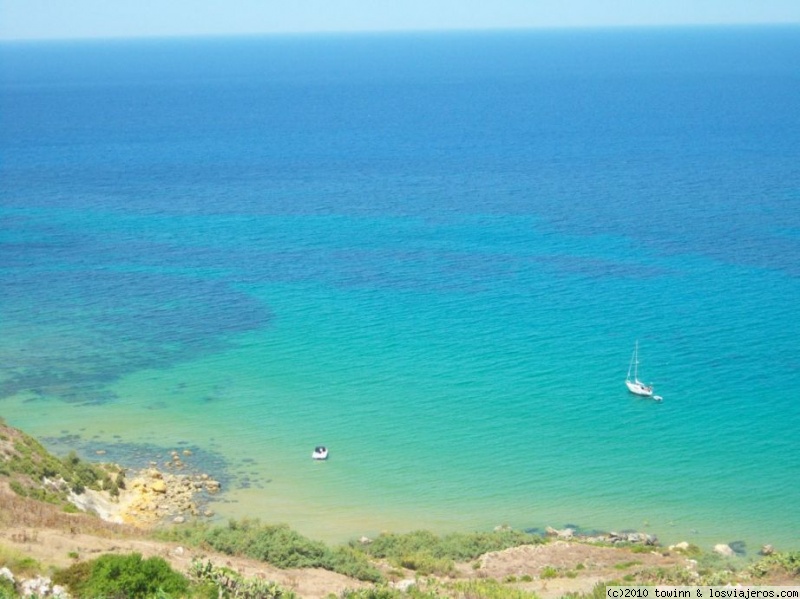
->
714, 543, 735, 557
545, 526, 574, 539
119, 467, 222, 527
545, 526, 658, 546
0, 568, 68, 599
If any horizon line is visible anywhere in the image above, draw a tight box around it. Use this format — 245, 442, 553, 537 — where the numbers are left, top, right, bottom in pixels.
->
2, 20, 799, 43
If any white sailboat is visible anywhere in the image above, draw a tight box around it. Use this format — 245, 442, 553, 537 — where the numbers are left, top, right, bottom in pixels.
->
626, 341, 657, 398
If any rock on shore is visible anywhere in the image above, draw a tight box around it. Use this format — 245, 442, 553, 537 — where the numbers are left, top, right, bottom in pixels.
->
544, 526, 658, 546
119, 468, 221, 526
67, 465, 222, 528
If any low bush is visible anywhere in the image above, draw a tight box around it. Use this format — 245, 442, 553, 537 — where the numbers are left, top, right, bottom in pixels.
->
0, 544, 42, 578
562, 582, 609, 599
540, 566, 558, 579
339, 588, 409, 599
3, 423, 125, 507
354, 529, 542, 564
158, 519, 382, 582
749, 551, 800, 578
0, 577, 16, 599
397, 552, 456, 577
53, 553, 189, 598
189, 559, 295, 599
448, 578, 539, 598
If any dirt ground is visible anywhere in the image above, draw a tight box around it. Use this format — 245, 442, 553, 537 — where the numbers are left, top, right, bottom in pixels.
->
1, 524, 696, 599
2, 424, 794, 597
1, 526, 370, 598
0, 483, 791, 599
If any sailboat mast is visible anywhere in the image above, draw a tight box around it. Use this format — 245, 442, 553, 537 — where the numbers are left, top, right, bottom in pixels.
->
627, 343, 636, 380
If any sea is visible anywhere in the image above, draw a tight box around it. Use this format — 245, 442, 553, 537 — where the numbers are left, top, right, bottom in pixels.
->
1, 26, 799, 551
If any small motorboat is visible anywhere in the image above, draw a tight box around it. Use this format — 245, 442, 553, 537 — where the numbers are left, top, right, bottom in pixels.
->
312, 446, 328, 460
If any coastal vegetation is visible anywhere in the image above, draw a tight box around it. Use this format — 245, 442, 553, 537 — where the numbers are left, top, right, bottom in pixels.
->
0, 418, 124, 508
1, 418, 799, 598
748, 550, 800, 578
346, 528, 545, 577
156, 522, 546, 582
52, 553, 189, 598
156, 519, 383, 582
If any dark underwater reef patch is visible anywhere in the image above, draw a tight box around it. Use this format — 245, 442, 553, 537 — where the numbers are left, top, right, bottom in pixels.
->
1, 269, 271, 403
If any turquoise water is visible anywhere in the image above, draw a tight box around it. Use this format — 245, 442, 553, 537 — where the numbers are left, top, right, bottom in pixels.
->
1, 27, 799, 550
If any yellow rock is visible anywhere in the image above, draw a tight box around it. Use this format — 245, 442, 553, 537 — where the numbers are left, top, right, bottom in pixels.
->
151, 480, 167, 493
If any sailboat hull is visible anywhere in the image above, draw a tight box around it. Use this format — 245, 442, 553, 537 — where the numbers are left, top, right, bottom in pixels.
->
626, 341, 655, 397
626, 379, 653, 397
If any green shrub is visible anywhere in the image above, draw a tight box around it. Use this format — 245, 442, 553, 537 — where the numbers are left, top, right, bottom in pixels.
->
562, 583, 609, 599
0, 577, 16, 599
449, 578, 539, 598
614, 560, 641, 570
356, 529, 541, 564
339, 588, 407, 599
396, 552, 455, 577
52, 559, 92, 592
2, 426, 126, 509
0, 548, 41, 584
327, 547, 382, 582
188, 559, 296, 599
158, 519, 382, 582
626, 544, 655, 554
749, 551, 800, 578
8, 480, 26, 497
54, 553, 188, 598
540, 566, 558, 579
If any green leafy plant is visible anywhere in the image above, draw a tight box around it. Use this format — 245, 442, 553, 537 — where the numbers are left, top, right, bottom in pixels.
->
347, 528, 543, 577
158, 519, 382, 582
53, 553, 188, 598
189, 559, 294, 599
540, 566, 558, 579
614, 560, 642, 570
748, 551, 800, 578
448, 578, 540, 598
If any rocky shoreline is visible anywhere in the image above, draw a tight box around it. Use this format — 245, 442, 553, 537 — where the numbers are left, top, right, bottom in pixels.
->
68, 450, 224, 528
118, 467, 221, 526
74, 466, 773, 560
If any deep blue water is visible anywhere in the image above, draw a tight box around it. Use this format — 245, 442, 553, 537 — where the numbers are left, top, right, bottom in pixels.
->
1, 27, 799, 548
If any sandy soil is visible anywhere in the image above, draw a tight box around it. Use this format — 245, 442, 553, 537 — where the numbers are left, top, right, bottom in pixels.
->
0, 480, 790, 599
1, 521, 695, 599
0, 526, 369, 599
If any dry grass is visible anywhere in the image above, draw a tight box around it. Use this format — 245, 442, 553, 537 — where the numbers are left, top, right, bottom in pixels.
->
0, 482, 143, 539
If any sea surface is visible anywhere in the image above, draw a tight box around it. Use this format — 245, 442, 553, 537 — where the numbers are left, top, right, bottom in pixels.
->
1, 26, 799, 550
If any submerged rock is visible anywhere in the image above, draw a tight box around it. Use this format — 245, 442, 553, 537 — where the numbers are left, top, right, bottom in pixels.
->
545, 526, 574, 539
713, 543, 735, 557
